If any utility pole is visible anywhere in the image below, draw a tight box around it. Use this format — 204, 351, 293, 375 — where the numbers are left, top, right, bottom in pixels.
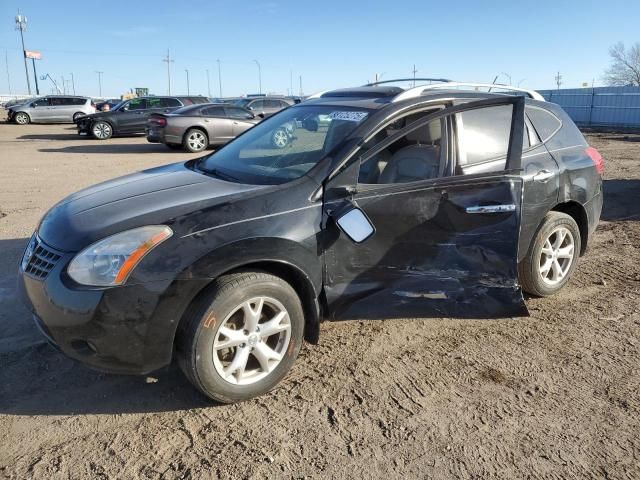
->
61, 75, 65, 94
412, 64, 418, 87
290, 69, 293, 97
4, 50, 11, 94
70, 72, 75, 95
185, 69, 190, 95
31, 58, 39, 94
299, 75, 303, 96
96, 71, 103, 97
206, 69, 211, 97
555, 71, 562, 90
162, 49, 174, 95
217, 59, 222, 97
15, 12, 31, 95
253, 60, 261, 94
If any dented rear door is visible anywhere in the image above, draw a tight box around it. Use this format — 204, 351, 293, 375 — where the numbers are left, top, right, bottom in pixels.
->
323, 96, 528, 320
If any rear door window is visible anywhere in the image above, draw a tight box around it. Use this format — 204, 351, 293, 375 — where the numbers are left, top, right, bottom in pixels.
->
32, 98, 50, 107
162, 98, 181, 108
147, 98, 163, 109
71, 98, 87, 105
51, 97, 73, 106
526, 106, 562, 142
202, 106, 225, 116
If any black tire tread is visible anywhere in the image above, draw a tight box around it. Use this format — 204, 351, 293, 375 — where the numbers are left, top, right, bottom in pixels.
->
176, 270, 299, 402
518, 211, 581, 297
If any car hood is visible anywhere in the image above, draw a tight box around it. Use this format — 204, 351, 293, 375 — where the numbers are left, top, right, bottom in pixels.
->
38, 161, 265, 251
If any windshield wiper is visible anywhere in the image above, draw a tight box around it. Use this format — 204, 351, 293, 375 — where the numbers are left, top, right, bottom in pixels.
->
196, 159, 241, 182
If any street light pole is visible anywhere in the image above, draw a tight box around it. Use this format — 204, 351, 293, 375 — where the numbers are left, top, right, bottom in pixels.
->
217, 59, 222, 97
70, 72, 76, 94
253, 59, 261, 94
15, 12, 31, 95
96, 71, 103, 97
162, 49, 174, 95
185, 69, 190, 95
206, 69, 211, 97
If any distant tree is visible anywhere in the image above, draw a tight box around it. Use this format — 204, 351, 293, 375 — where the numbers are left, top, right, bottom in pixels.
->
603, 42, 640, 86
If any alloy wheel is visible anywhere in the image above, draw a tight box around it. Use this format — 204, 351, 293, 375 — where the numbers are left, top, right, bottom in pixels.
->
272, 128, 288, 148
538, 226, 575, 286
93, 122, 111, 139
212, 296, 291, 385
15, 113, 29, 125
188, 131, 206, 151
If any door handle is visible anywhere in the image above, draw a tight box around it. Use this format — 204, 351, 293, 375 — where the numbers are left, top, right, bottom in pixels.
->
465, 204, 516, 214
533, 169, 554, 182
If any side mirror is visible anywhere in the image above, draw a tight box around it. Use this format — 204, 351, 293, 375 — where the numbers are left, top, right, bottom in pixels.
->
336, 208, 375, 243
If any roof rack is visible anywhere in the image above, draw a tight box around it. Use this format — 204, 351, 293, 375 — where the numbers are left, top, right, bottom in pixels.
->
365, 77, 452, 87
392, 82, 545, 102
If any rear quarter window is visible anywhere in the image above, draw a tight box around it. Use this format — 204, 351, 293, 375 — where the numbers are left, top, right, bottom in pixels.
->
526, 107, 562, 142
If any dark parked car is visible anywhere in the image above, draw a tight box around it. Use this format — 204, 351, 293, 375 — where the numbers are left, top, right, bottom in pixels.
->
76, 96, 209, 139
233, 97, 292, 117
146, 103, 262, 153
19, 81, 603, 403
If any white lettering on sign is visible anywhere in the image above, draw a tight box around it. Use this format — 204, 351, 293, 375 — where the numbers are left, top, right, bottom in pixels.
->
328, 111, 368, 122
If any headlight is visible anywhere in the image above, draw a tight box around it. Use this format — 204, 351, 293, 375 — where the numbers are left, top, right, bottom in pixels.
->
67, 226, 172, 286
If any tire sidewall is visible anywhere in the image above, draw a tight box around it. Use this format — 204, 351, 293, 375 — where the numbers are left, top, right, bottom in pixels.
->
191, 278, 303, 403
15, 112, 29, 125
184, 129, 208, 153
92, 121, 112, 140
527, 213, 581, 296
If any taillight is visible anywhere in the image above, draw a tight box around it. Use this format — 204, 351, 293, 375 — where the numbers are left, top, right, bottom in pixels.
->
586, 147, 604, 175
150, 117, 167, 127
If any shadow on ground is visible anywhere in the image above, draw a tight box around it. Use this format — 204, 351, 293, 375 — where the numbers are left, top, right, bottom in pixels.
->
602, 179, 640, 221
38, 143, 197, 155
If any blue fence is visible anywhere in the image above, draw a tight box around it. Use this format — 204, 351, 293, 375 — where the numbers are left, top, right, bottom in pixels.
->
537, 86, 640, 129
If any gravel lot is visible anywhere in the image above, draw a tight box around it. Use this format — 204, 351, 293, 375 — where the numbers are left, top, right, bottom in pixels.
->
0, 122, 638, 479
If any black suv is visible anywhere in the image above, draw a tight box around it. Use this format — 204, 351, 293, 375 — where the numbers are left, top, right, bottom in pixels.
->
76, 96, 209, 139
19, 81, 603, 403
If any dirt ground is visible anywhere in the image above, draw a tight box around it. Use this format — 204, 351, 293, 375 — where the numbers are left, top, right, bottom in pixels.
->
0, 122, 638, 479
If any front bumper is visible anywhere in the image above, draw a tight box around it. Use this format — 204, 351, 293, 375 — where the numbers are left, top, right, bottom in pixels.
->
76, 119, 91, 135
17, 238, 208, 375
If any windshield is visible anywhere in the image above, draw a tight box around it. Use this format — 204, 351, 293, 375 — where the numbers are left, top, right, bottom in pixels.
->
197, 105, 371, 185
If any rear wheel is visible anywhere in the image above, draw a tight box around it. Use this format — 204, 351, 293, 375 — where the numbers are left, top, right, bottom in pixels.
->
183, 128, 208, 153
177, 271, 304, 403
518, 211, 581, 297
14, 112, 30, 125
72, 112, 85, 122
92, 121, 113, 140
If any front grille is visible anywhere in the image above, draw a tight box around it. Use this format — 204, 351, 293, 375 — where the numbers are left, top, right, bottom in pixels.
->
23, 237, 61, 280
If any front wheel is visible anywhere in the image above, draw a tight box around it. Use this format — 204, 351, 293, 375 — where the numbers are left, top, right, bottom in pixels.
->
518, 211, 581, 297
177, 271, 304, 403
14, 112, 30, 125
92, 121, 113, 140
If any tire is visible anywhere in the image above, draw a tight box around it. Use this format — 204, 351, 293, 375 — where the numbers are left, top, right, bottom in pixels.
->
72, 112, 85, 122
177, 271, 304, 403
14, 112, 30, 125
518, 211, 581, 297
271, 127, 289, 148
183, 128, 209, 153
92, 121, 113, 140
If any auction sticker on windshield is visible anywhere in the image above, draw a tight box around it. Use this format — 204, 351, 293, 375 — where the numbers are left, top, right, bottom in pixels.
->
328, 111, 368, 122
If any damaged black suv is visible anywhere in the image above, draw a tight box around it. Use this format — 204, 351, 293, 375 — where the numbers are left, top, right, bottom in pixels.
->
19, 80, 603, 403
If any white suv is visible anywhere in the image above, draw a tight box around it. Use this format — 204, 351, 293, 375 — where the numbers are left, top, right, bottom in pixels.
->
9, 96, 96, 124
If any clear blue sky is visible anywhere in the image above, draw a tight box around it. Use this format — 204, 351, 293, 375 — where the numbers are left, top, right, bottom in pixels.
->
1, 0, 638, 97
